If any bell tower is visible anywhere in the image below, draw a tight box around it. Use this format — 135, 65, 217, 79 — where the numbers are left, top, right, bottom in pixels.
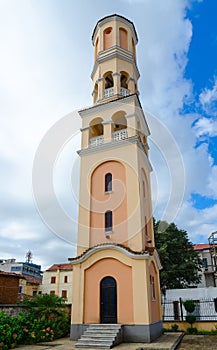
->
91, 14, 139, 104
70, 14, 162, 344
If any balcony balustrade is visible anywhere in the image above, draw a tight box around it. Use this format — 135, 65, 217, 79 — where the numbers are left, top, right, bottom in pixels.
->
89, 135, 104, 147
120, 87, 130, 97
112, 129, 128, 141
104, 87, 114, 98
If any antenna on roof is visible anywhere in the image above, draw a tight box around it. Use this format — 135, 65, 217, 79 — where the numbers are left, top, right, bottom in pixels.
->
25, 250, 33, 263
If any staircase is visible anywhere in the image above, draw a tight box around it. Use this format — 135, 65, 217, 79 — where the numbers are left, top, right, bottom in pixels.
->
75, 324, 123, 349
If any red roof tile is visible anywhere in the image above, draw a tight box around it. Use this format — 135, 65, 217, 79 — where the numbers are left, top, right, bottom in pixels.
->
0, 271, 25, 278
194, 244, 210, 251
46, 263, 73, 272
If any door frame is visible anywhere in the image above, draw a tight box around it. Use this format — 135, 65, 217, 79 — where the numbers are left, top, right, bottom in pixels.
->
100, 276, 117, 323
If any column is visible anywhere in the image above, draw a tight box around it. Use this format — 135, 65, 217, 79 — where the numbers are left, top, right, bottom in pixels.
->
112, 72, 121, 96
102, 120, 113, 143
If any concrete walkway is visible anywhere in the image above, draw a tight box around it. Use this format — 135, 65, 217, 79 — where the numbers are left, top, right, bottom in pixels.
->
18, 333, 183, 350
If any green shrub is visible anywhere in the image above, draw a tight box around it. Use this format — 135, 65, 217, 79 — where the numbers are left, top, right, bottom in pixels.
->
187, 327, 198, 334
183, 300, 195, 313
171, 324, 179, 332
0, 294, 70, 349
185, 314, 196, 326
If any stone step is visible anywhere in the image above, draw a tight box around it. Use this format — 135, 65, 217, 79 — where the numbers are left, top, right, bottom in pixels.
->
82, 334, 116, 339
75, 342, 112, 349
75, 324, 122, 349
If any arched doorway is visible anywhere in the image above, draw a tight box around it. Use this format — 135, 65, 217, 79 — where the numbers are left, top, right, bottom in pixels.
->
100, 276, 117, 323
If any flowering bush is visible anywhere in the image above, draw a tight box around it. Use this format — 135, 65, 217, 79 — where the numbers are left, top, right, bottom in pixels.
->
0, 294, 70, 349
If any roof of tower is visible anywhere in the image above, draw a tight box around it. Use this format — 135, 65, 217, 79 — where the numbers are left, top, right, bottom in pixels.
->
92, 14, 138, 43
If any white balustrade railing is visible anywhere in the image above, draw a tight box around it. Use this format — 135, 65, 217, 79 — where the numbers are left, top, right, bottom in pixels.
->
120, 87, 130, 97
89, 135, 104, 147
104, 87, 114, 98
112, 129, 128, 141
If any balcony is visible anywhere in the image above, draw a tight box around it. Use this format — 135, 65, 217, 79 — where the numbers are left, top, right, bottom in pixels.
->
104, 87, 114, 98
89, 135, 104, 147
120, 87, 130, 97
112, 129, 128, 141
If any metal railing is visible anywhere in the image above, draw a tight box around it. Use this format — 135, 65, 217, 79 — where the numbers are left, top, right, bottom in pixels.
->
162, 297, 217, 321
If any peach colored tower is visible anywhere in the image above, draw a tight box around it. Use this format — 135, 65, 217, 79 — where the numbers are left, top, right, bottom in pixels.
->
70, 14, 162, 344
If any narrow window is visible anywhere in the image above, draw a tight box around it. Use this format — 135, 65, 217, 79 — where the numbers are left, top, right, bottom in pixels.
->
50, 290, 55, 295
62, 290, 67, 298
203, 258, 208, 271
150, 275, 156, 300
119, 28, 128, 50
105, 173, 112, 192
51, 276, 56, 284
64, 275, 68, 283
104, 27, 113, 50
105, 211, 113, 232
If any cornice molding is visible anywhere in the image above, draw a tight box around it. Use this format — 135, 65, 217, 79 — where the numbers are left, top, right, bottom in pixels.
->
69, 243, 149, 265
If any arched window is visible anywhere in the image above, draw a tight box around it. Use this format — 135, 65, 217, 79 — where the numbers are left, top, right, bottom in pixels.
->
104, 27, 113, 50
105, 173, 112, 192
105, 211, 113, 232
119, 28, 128, 50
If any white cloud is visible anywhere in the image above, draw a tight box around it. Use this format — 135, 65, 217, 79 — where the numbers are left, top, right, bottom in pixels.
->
199, 77, 217, 116
194, 117, 217, 137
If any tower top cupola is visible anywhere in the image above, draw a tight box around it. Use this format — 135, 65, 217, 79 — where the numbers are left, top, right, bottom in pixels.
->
91, 14, 140, 105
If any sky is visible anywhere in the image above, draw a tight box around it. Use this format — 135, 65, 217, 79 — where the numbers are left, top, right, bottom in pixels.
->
0, 0, 217, 270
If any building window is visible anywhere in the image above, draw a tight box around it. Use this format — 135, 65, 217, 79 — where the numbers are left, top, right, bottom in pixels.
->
150, 275, 156, 300
50, 291, 55, 295
105, 211, 113, 232
119, 28, 128, 50
105, 173, 112, 192
64, 276, 68, 283
62, 290, 67, 298
38, 291, 42, 295
32, 290, 37, 296
51, 276, 56, 284
18, 286, 23, 294
203, 258, 208, 271
104, 27, 113, 50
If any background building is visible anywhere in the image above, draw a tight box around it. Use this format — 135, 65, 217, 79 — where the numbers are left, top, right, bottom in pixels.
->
38, 263, 73, 304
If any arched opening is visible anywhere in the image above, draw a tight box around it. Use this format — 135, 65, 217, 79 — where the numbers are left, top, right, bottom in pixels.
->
112, 111, 127, 140
105, 173, 112, 192
104, 27, 113, 50
119, 28, 128, 50
89, 117, 103, 146
105, 210, 112, 232
103, 71, 114, 98
100, 276, 117, 323
120, 71, 129, 97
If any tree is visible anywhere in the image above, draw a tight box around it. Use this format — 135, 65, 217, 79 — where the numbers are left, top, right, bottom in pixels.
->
154, 219, 203, 289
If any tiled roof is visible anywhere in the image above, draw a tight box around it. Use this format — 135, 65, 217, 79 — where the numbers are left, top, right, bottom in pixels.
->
46, 263, 73, 272
194, 244, 210, 251
0, 271, 24, 278
68, 243, 154, 262
25, 275, 42, 284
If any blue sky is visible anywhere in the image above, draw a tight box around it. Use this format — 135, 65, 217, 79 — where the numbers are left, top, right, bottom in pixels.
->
0, 0, 217, 269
